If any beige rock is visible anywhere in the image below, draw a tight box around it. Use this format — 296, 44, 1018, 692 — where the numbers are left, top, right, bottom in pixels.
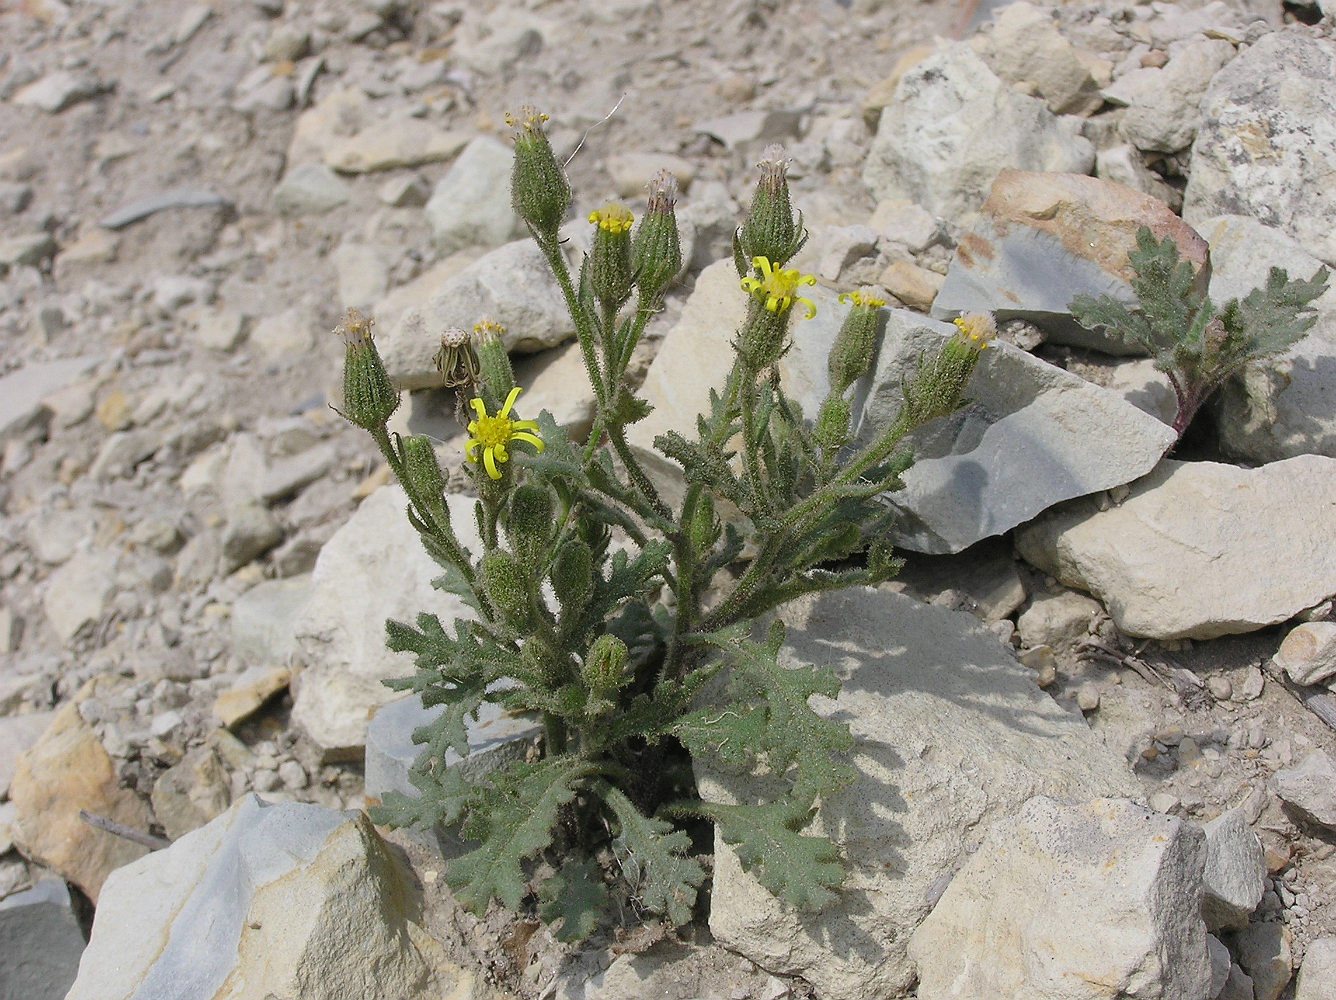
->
879, 259, 942, 311
149, 742, 232, 841
66, 795, 483, 1000
10, 700, 154, 901
860, 45, 932, 128
213, 666, 293, 728
602, 152, 697, 199
287, 87, 371, 167
322, 119, 469, 174
986, 1, 1106, 116
1238, 921, 1293, 1000
1017, 457, 1336, 639
1275, 621, 1336, 687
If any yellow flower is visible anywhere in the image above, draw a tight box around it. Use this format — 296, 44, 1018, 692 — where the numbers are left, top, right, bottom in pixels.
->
952, 313, 997, 351
465, 387, 544, 480
588, 203, 634, 234
838, 291, 886, 309
740, 256, 817, 318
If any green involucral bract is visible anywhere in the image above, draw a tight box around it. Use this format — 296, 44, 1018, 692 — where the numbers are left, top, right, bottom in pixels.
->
338, 107, 994, 942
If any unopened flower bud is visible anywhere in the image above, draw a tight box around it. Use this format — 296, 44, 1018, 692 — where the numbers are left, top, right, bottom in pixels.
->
736, 144, 805, 272
334, 308, 399, 431
587, 203, 635, 312
507, 106, 571, 238
506, 483, 555, 570
582, 633, 629, 699
473, 319, 516, 407
829, 291, 885, 396
550, 539, 594, 613
483, 550, 531, 631
815, 397, 851, 450
687, 493, 718, 552
902, 313, 996, 428
400, 434, 448, 512
631, 171, 682, 305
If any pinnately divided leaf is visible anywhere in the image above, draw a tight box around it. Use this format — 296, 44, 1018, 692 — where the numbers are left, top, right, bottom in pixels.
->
446, 758, 593, 913
692, 799, 845, 911
597, 781, 706, 927
682, 621, 855, 802
537, 858, 608, 943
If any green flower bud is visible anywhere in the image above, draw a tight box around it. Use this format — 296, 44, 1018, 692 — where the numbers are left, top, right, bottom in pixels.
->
735, 299, 791, 373
687, 493, 718, 552
507, 107, 571, 239
473, 319, 515, 408
587, 203, 635, 313
736, 144, 805, 272
400, 434, 448, 511
631, 171, 682, 305
482, 550, 532, 631
735, 255, 816, 373
829, 292, 885, 396
550, 539, 593, 613
582, 633, 629, 699
506, 483, 555, 570
815, 397, 851, 450
333, 309, 399, 431
902, 314, 996, 428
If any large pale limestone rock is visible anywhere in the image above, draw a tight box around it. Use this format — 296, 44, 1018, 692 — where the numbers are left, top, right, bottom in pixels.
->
1200, 808, 1266, 932
424, 135, 525, 254
985, 2, 1105, 116
1016, 456, 1336, 639
930, 169, 1209, 352
909, 796, 1211, 1000
1102, 38, 1235, 153
382, 231, 586, 390
861, 311, 1175, 553
1296, 938, 1336, 1000
1195, 215, 1336, 464
292, 487, 481, 758
1184, 31, 1336, 267
698, 587, 1140, 1000
9, 700, 154, 902
863, 43, 1094, 222
64, 795, 479, 1000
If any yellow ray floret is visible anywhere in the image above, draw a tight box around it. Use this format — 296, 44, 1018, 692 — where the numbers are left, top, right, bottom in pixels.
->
838, 291, 886, 309
740, 256, 817, 319
465, 386, 544, 480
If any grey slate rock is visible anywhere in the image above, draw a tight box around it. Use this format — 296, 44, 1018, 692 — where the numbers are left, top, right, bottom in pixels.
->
0, 878, 87, 1000
98, 188, 234, 230
860, 310, 1175, 553
1272, 750, 1336, 830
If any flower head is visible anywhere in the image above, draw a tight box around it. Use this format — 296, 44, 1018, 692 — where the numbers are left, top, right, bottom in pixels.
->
839, 291, 887, 309
588, 203, 634, 234
740, 256, 817, 319
952, 313, 997, 351
506, 106, 570, 237
632, 171, 682, 303
333, 308, 399, 431
466, 386, 544, 480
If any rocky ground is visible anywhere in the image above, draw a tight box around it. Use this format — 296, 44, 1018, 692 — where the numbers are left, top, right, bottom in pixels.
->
3, 0, 1336, 998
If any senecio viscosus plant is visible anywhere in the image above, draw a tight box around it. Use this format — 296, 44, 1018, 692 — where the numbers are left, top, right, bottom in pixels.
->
335, 107, 993, 942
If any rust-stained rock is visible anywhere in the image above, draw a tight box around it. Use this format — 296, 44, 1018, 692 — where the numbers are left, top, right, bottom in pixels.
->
932, 170, 1208, 352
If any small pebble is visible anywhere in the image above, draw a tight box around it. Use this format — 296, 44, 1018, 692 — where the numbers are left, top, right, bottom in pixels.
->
1076, 681, 1100, 712
1208, 675, 1232, 701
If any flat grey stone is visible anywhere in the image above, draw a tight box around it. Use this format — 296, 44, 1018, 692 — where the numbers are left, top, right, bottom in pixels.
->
273, 163, 350, 216
1200, 809, 1266, 932
231, 575, 313, 667
0, 877, 87, 1000
861, 310, 1175, 553
1273, 750, 1336, 830
98, 188, 233, 230
423, 135, 525, 254
0, 357, 98, 444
